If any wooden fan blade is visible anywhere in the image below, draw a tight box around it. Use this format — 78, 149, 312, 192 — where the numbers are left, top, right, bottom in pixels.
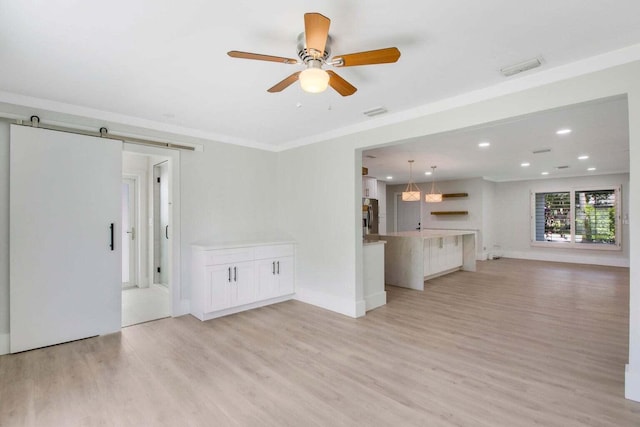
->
326, 71, 357, 96
332, 47, 401, 67
304, 13, 330, 57
228, 50, 298, 64
267, 72, 301, 93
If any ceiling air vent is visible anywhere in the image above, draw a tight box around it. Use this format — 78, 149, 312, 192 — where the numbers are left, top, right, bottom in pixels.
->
500, 57, 542, 77
556, 165, 570, 170
532, 148, 551, 154
363, 106, 387, 117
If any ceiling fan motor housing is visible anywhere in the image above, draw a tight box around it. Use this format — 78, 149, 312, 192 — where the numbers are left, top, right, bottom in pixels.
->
297, 32, 331, 64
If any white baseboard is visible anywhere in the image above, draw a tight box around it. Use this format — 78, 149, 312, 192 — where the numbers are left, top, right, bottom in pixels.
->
626, 364, 640, 401
365, 291, 387, 312
0, 332, 9, 355
173, 299, 190, 317
294, 287, 363, 318
501, 250, 629, 267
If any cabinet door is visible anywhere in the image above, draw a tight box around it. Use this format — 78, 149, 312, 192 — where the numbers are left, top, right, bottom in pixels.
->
449, 236, 463, 269
276, 257, 295, 295
362, 177, 377, 199
205, 264, 232, 312
255, 259, 278, 300
232, 261, 255, 306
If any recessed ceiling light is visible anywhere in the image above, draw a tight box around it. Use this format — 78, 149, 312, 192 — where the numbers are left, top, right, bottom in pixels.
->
587, 167, 596, 171
478, 142, 490, 148
556, 128, 572, 135
521, 162, 530, 167
424, 171, 432, 175
386, 176, 393, 180
578, 155, 589, 160
541, 172, 549, 175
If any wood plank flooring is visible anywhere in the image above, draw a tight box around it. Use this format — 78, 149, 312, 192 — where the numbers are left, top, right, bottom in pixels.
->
2, 258, 640, 426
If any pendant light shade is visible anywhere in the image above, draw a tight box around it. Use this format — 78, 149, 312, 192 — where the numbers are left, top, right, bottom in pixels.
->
402, 160, 421, 202
425, 165, 442, 203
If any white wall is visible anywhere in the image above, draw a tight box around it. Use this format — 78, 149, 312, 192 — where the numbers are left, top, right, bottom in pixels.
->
0, 121, 9, 352
494, 173, 630, 266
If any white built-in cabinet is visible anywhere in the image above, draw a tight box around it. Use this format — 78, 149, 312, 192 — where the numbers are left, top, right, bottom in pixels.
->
424, 236, 464, 278
191, 242, 295, 321
362, 176, 377, 199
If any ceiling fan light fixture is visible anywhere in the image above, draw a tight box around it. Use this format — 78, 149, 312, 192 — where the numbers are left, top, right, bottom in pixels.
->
299, 67, 329, 93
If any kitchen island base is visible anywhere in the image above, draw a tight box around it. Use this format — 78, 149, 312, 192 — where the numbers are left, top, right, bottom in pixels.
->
381, 230, 476, 290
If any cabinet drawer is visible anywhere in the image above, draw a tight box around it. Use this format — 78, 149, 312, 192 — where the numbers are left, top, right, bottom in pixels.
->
254, 244, 294, 260
204, 247, 254, 265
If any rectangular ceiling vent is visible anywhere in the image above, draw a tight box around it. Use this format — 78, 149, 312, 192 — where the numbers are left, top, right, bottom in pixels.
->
532, 148, 552, 154
363, 106, 388, 117
500, 57, 542, 77
556, 165, 570, 170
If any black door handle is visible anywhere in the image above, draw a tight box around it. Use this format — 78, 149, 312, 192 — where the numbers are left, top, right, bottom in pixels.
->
109, 223, 114, 251
165, 225, 169, 239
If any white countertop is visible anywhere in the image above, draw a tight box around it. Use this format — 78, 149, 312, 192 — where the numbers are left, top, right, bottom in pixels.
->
363, 240, 387, 247
381, 229, 476, 239
192, 236, 295, 250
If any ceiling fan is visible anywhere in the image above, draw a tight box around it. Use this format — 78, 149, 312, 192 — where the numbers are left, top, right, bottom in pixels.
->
227, 12, 401, 96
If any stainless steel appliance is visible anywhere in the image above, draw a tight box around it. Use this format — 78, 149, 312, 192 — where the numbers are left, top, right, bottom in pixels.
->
362, 198, 379, 235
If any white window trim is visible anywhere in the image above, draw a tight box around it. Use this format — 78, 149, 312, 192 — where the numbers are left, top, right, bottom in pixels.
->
530, 185, 621, 251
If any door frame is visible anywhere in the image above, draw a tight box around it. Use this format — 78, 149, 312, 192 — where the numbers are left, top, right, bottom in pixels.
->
122, 175, 139, 288
122, 143, 186, 317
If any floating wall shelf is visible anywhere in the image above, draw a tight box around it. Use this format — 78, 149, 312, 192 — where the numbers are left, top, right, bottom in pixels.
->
431, 211, 469, 216
442, 193, 468, 199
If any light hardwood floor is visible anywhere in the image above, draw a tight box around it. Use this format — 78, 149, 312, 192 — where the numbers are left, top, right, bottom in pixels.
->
2, 258, 640, 426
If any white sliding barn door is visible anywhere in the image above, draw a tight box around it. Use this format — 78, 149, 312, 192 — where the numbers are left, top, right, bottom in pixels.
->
10, 125, 122, 353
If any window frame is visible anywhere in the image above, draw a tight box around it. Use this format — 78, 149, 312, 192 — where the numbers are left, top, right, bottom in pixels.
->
530, 185, 621, 251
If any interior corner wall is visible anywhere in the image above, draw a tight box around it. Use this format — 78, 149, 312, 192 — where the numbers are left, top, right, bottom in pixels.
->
481, 179, 497, 258
276, 139, 362, 317
0, 120, 9, 353
492, 173, 630, 267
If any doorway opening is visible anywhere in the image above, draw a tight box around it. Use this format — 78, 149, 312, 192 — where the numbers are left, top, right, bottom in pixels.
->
121, 152, 172, 327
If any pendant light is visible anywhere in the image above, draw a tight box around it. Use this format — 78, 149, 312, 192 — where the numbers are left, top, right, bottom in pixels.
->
402, 160, 421, 201
425, 165, 442, 203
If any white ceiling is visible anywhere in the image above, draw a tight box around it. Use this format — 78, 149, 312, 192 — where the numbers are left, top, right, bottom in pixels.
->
363, 96, 630, 184
1, 1, 640, 150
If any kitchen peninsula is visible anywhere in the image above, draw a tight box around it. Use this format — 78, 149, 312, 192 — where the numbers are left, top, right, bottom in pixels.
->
380, 230, 476, 290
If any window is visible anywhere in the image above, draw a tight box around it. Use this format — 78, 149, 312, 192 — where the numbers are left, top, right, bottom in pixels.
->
531, 187, 621, 249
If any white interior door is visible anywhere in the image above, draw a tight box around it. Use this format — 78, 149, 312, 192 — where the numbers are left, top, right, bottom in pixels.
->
10, 125, 122, 353
122, 177, 137, 288
396, 193, 422, 232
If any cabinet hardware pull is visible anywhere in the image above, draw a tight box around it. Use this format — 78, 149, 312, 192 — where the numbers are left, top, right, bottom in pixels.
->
109, 223, 114, 251
228, 267, 231, 283
277, 261, 280, 274
272, 261, 275, 275
165, 225, 169, 239
234, 266, 237, 282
